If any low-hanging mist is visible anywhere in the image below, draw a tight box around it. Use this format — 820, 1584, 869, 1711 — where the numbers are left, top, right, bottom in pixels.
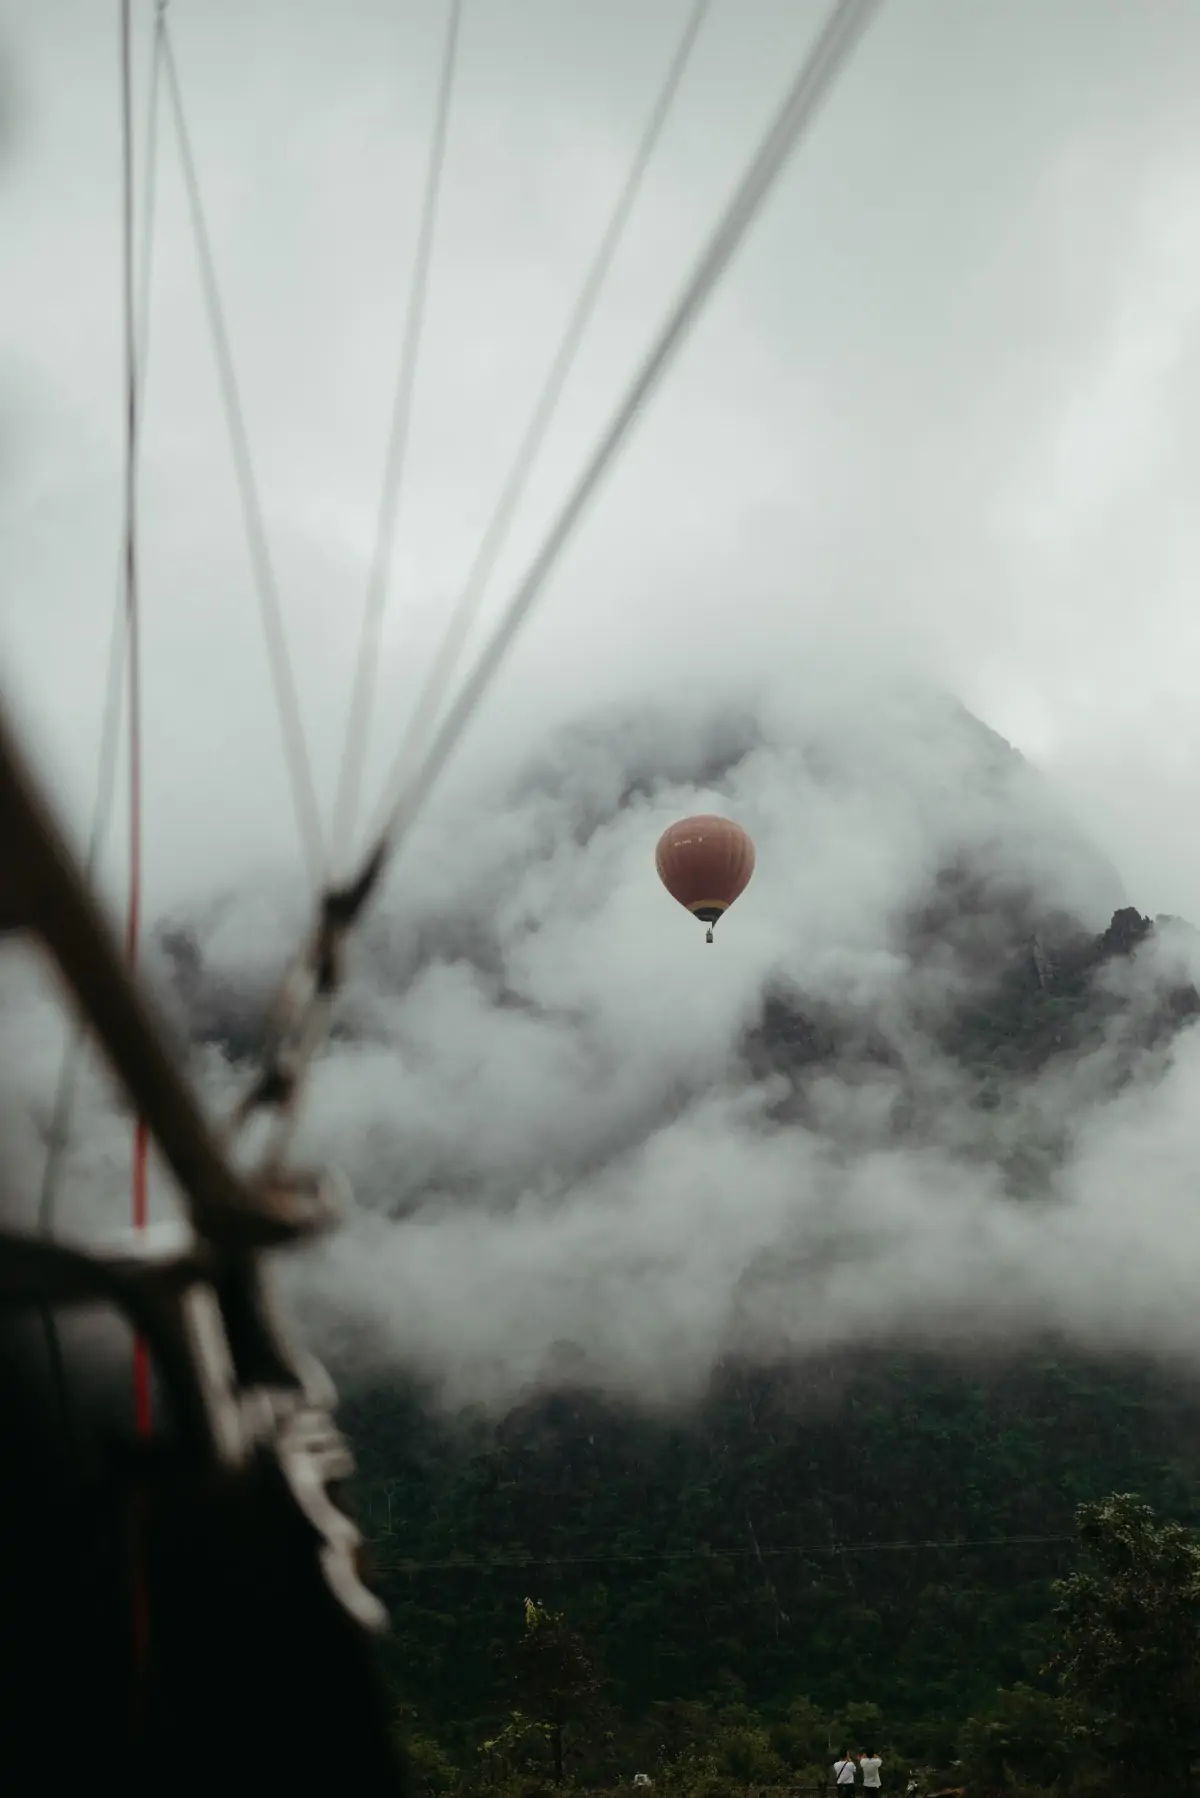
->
10, 673, 1197, 1415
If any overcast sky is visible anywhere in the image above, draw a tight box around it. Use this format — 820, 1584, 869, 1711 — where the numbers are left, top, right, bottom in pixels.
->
1, 0, 1200, 915
5, 3, 1200, 1408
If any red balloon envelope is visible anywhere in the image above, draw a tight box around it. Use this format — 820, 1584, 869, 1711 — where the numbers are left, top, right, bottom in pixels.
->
655, 815, 755, 942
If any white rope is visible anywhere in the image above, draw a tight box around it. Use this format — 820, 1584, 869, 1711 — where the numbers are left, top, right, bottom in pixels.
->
366, 0, 885, 873
369, 0, 712, 842
332, 0, 463, 870
161, 22, 326, 884
231, 0, 886, 1165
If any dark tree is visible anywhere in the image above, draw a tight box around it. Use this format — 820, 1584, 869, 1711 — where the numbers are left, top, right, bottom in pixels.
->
957, 1684, 1079, 1794
1051, 1493, 1200, 1792
512, 1598, 603, 1785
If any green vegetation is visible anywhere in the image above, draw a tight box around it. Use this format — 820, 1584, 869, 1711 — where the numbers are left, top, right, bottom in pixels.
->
343, 1363, 1200, 1794
374, 1492, 1200, 1796
1052, 1494, 1200, 1792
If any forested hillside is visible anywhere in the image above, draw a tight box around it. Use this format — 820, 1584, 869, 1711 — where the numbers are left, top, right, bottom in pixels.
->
346, 1353, 1200, 1752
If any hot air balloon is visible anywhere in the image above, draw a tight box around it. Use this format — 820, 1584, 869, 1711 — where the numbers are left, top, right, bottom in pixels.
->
655, 814, 755, 943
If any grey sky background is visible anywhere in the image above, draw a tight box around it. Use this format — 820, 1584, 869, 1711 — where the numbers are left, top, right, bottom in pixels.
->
1, 0, 1199, 913
4, 2, 1200, 1407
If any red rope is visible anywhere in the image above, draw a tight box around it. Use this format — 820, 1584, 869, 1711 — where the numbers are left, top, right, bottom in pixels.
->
127, 603, 148, 1444
120, 0, 151, 1437
119, 0, 152, 1720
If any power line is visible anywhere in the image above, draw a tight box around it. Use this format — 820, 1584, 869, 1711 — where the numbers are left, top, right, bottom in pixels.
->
371, 0, 713, 834
333, 0, 463, 869
160, 20, 325, 883
369, 1532, 1076, 1576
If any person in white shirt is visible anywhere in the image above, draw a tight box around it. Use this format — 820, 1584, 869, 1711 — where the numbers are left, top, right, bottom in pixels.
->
833, 1750, 857, 1788
860, 1750, 882, 1790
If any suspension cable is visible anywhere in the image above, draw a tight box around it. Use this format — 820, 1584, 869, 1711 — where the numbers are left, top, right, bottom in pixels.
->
230, 0, 886, 1169
332, 0, 463, 871
366, 0, 884, 875
160, 20, 325, 884
369, 0, 711, 849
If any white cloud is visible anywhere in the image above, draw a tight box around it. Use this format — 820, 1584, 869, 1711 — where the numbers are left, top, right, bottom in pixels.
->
4, 2, 1200, 1410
